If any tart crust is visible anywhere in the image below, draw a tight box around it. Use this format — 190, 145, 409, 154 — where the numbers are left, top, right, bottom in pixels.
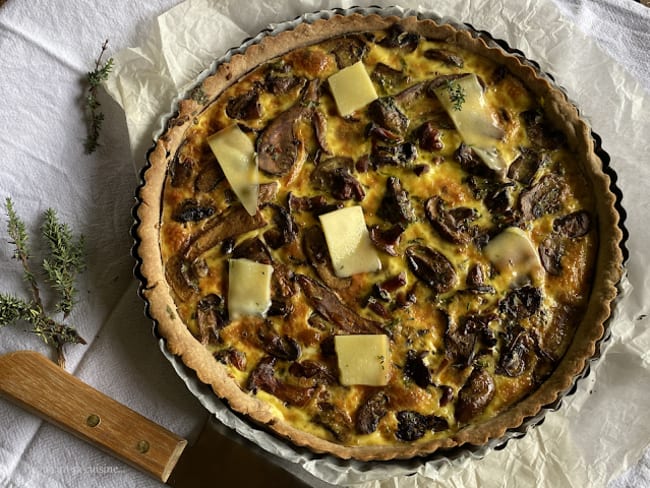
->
134, 12, 624, 460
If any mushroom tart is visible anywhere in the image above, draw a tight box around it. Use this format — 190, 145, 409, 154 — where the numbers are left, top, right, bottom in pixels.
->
134, 12, 624, 460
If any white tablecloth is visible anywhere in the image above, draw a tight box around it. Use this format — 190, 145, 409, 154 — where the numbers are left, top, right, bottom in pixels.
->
0, 0, 648, 487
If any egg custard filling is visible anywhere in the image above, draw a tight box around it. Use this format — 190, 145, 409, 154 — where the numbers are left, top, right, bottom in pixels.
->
137, 14, 623, 460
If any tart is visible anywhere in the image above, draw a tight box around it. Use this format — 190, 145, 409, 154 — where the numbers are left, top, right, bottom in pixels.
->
134, 12, 624, 460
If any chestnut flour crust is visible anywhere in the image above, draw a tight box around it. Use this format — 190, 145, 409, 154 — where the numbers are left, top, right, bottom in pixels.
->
135, 13, 623, 461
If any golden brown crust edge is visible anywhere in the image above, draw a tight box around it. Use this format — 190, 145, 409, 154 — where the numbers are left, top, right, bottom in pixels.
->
135, 12, 624, 461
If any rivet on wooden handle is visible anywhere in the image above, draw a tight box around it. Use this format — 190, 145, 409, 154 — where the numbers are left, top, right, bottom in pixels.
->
0, 350, 187, 482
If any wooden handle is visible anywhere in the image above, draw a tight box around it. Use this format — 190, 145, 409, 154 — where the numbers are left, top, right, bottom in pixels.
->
0, 350, 187, 482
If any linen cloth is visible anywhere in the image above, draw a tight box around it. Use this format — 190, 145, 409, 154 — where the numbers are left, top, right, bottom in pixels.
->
0, 0, 648, 487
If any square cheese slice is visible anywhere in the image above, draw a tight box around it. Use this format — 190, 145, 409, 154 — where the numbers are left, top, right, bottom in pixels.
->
319, 205, 381, 278
335, 334, 391, 386
227, 258, 273, 320
327, 61, 378, 117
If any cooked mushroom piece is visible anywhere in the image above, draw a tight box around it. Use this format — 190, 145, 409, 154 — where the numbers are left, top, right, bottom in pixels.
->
395, 410, 449, 441
378, 24, 420, 52
356, 391, 389, 435
403, 350, 431, 388
196, 293, 227, 344
371, 62, 411, 92
553, 210, 591, 238
256, 79, 319, 176
377, 176, 416, 225
405, 245, 458, 295
455, 368, 496, 423
247, 356, 315, 407
518, 174, 567, 221
310, 157, 365, 201
225, 88, 262, 120
497, 326, 533, 377
315, 401, 354, 442
425, 196, 478, 245
371, 141, 418, 168
369, 223, 405, 256
423, 48, 464, 68
296, 274, 386, 335
507, 147, 549, 185
368, 97, 409, 135
172, 199, 215, 223
499, 285, 542, 319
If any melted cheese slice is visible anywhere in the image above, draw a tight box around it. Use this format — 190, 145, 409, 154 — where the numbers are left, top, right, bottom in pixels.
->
207, 124, 258, 216
319, 205, 382, 277
433, 74, 512, 176
483, 227, 543, 284
328, 61, 378, 117
334, 334, 391, 386
227, 258, 273, 320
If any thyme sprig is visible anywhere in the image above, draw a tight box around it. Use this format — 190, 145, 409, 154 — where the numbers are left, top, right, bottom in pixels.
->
1, 198, 86, 368
84, 39, 114, 154
445, 79, 466, 111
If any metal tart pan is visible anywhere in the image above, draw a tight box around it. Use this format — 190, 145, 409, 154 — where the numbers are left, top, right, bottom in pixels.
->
131, 5, 629, 484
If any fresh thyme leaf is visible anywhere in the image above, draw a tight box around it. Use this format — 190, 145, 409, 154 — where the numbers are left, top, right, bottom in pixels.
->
2, 201, 87, 368
445, 80, 466, 111
41, 208, 85, 316
84, 39, 114, 154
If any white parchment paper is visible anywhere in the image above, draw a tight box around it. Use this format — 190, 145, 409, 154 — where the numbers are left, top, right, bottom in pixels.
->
104, 0, 650, 486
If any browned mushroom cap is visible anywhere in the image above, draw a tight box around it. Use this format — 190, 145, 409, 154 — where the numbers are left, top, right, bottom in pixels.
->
507, 147, 549, 185
455, 368, 495, 423
405, 245, 457, 295
225, 88, 262, 120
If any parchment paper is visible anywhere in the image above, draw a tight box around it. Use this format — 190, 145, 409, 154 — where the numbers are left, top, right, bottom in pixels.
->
104, 0, 650, 486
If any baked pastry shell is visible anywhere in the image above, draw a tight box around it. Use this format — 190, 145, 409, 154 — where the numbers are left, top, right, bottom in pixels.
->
132, 6, 626, 463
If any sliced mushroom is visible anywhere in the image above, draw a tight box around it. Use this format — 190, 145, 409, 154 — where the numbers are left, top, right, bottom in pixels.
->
368, 97, 409, 136
172, 199, 215, 223
497, 326, 533, 377
263, 203, 298, 249
256, 79, 319, 176
369, 224, 405, 256
315, 401, 354, 442
521, 109, 565, 150
499, 285, 542, 319
395, 410, 449, 441
553, 210, 591, 238
377, 177, 416, 226
371, 141, 418, 168
214, 347, 247, 371
455, 368, 495, 423
405, 245, 457, 295
423, 49, 464, 68
225, 89, 262, 120
310, 157, 365, 201
356, 391, 389, 435
296, 274, 386, 335
518, 174, 567, 221
425, 196, 478, 245
247, 356, 315, 407
288, 360, 337, 385
324, 34, 368, 68
378, 24, 420, 52
371, 62, 411, 92
196, 294, 227, 345
403, 350, 431, 388
507, 147, 549, 185
258, 325, 301, 361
